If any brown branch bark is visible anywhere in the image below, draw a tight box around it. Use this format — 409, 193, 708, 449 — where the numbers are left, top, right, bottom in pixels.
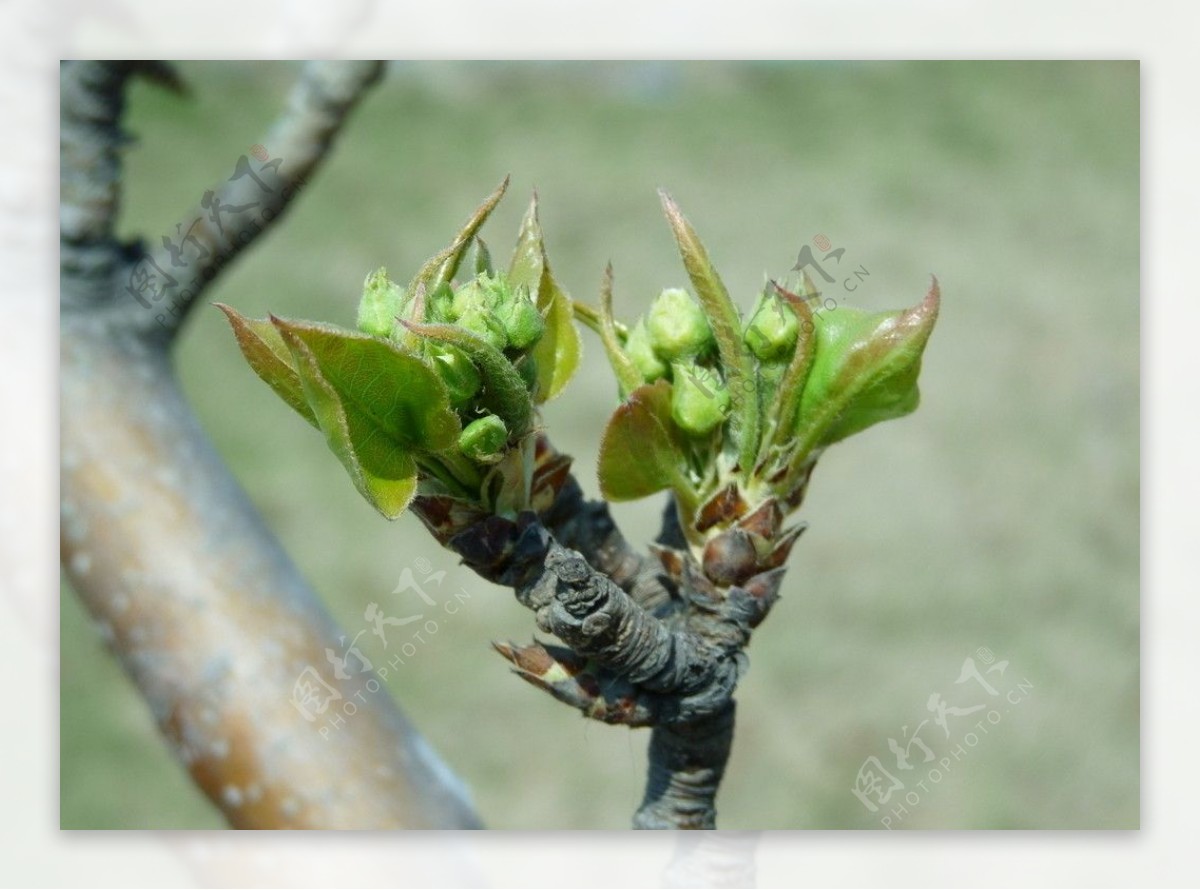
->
60, 60, 481, 829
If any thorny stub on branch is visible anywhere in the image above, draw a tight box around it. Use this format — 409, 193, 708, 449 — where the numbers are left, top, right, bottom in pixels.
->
222, 179, 940, 829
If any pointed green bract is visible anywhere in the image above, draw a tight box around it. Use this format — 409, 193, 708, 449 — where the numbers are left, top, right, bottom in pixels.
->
216, 303, 317, 427
507, 193, 581, 403
409, 176, 510, 298
795, 278, 940, 452
658, 191, 760, 469
598, 379, 694, 503
596, 264, 644, 397
763, 276, 816, 458
508, 194, 545, 296
473, 237, 493, 277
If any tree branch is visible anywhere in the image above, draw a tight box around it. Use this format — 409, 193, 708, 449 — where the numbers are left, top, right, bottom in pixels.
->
127, 61, 384, 338
61, 61, 481, 829
60, 61, 179, 309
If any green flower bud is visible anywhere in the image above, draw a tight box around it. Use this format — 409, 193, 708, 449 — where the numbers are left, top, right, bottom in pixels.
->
428, 343, 481, 407
626, 318, 669, 383
357, 268, 405, 338
744, 290, 798, 362
455, 308, 509, 350
458, 414, 508, 464
425, 281, 456, 324
670, 361, 730, 437
646, 288, 714, 361
498, 292, 545, 350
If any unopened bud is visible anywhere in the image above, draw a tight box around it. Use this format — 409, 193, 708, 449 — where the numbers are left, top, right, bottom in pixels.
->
498, 292, 545, 350
745, 290, 798, 362
357, 268, 405, 338
459, 414, 509, 464
626, 318, 668, 383
455, 308, 509, 350
647, 288, 714, 361
671, 362, 730, 436
428, 343, 481, 407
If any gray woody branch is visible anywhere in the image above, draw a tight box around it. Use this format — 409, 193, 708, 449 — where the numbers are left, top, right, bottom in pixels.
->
60, 61, 482, 829
446, 503, 781, 830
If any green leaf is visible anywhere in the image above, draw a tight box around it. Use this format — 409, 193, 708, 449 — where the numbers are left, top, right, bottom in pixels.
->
409, 176, 510, 297
473, 237, 494, 277
658, 190, 760, 469
216, 303, 317, 427
795, 277, 940, 452
506, 192, 581, 402
762, 275, 816, 459
598, 379, 695, 503
402, 321, 534, 437
507, 193, 545, 295
271, 317, 461, 453
273, 323, 422, 519
530, 264, 582, 402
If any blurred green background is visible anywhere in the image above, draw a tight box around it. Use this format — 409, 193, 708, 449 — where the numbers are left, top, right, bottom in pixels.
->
60, 61, 1139, 829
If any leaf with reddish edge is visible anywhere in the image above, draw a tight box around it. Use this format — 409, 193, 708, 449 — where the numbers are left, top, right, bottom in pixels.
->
271, 317, 460, 452
794, 276, 941, 455
274, 322, 421, 519
598, 379, 696, 508
216, 303, 317, 427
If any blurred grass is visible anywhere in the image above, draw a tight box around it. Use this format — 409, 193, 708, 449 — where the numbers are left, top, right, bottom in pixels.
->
60, 61, 1138, 829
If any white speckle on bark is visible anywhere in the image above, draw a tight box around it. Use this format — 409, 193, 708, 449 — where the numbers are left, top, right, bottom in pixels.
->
221, 785, 243, 808
70, 552, 92, 576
